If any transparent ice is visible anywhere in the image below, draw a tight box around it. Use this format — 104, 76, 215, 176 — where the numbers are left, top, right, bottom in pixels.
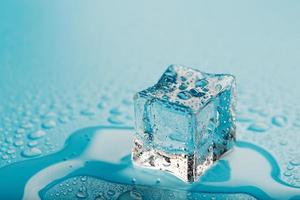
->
132, 65, 236, 182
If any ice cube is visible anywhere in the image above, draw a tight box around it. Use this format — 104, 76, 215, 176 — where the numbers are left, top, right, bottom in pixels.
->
132, 65, 236, 182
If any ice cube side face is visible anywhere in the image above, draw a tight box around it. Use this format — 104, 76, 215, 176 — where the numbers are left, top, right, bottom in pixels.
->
132, 65, 236, 182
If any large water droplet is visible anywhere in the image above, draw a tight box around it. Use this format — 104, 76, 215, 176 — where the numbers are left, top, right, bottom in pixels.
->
29, 130, 46, 140
21, 147, 42, 158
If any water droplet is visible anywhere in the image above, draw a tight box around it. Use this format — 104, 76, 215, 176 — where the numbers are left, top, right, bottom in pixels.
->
81, 176, 87, 182
1, 154, 9, 160
283, 171, 293, 177
28, 140, 38, 147
97, 102, 107, 110
107, 189, 116, 197
107, 116, 123, 125
189, 88, 205, 98
109, 107, 122, 115
42, 120, 56, 129
58, 116, 69, 124
80, 108, 95, 116
271, 115, 287, 127
236, 116, 252, 123
117, 190, 143, 200
177, 91, 191, 100
287, 164, 294, 171
290, 158, 300, 166
21, 122, 33, 129
14, 140, 24, 147
29, 130, 46, 140
179, 83, 188, 90
16, 128, 26, 135
5, 137, 13, 144
215, 84, 222, 92
131, 178, 136, 184
44, 112, 57, 119
247, 122, 268, 132
76, 186, 88, 199
6, 148, 16, 154
195, 79, 208, 88
21, 147, 42, 158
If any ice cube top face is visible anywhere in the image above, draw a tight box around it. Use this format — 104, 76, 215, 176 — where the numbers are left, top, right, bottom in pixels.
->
132, 65, 236, 182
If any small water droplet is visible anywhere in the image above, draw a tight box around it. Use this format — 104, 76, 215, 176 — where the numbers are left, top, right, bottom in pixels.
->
177, 91, 191, 100
58, 116, 69, 124
14, 140, 24, 147
107, 189, 116, 197
97, 102, 107, 110
195, 79, 208, 88
290, 158, 300, 166
117, 190, 143, 200
283, 171, 293, 177
80, 108, 95, 116
42, 120, 56, 129
287, 164, 294, 171
1, 154, 9, 160
247, 122, 268, 132
179, 83, 188, 90
28, 140, 39, 147
271, 115, 287, 127
81, 176, 87, 182
21, 122, 33, 129
16, 128, 26, 135
109, 107, 122, 115
189, 88, 205, 98
107, 116, 124, 125
215, 84, 222, 92
76, 186, 88, 199
131, 178, 136, 184
21, 147, 42, 158
6, 148, 16, 154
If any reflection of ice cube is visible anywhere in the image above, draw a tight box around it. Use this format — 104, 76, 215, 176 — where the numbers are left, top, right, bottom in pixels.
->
132, 65, 236, 182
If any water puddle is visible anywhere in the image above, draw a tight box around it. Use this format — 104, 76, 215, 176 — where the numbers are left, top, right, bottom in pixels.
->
0, 126, 299, 199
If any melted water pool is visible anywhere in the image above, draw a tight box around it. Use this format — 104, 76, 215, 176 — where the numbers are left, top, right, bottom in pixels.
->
0, 126, 299, 199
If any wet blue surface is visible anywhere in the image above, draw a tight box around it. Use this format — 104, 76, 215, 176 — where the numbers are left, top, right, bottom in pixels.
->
1, 1, 300, 199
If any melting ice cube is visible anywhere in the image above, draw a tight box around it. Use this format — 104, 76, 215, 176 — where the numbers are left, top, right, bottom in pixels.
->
132, 65, 236, 182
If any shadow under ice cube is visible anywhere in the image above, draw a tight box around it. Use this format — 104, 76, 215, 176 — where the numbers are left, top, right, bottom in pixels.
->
132, 65, 236, 182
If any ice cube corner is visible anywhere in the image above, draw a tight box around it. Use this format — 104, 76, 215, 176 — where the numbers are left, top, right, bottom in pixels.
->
132, 65, 236, 182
